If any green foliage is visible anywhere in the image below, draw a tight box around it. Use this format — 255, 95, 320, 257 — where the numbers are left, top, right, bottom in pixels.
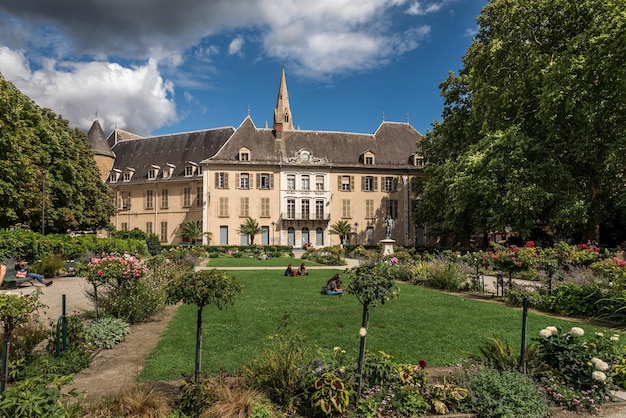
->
428, 378, 468, 415
457, 366, 548, 418
30, 253, 65, 278
177, 376, 218, 417
167, 269, 243, 309
329, 220, 353, 246
543, 282, 602, 317
237, 217, 262, 245
243, 333, 311, 408
0, 74, 115, 233
1, 316, 49, 362
346, 262, 399, 309
85, 316, 130, 349
145, 233, 162, 255
176, 220, 210, 245
310, 372, 350, 416
0, 374, 77, 418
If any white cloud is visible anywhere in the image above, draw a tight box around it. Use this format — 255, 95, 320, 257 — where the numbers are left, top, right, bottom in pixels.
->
406, 1, 444, 16
0, 54, 176, 135
228, 37, 245, 56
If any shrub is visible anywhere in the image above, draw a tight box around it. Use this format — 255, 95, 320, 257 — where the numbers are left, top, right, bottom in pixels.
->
2, 316, 49, 362
81, 382, 172, 418
310, 372, 350, 416
457, 366, 548, 418
85, 316, 130, 349
0, 374, 76, 418
420, 257, 470, 291
31, 254, 66, 278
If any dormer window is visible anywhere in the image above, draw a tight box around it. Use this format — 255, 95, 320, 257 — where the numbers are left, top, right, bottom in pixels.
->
412, 154, 425, 168
238, 147, 251, 161
123, 172, 131, 182
362, 151, 375, 165
148, 170, 156, 180
108, 169, 122, 183
122, 168, 135, 182
164, 163, 175, 179
197, 166, 203, 176
184, 166, 194, 177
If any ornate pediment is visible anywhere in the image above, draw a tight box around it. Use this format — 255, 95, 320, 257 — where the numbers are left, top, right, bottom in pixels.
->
286, 149, 323, 164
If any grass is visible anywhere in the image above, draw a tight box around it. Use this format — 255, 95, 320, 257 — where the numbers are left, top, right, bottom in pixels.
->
141, 268, 612, 381
204, 257, 324, 268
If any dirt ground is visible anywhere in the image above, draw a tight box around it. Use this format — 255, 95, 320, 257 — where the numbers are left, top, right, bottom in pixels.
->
4, 276, 626, 416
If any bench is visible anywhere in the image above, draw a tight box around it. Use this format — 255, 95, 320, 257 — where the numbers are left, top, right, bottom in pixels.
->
0, 266, 34, 288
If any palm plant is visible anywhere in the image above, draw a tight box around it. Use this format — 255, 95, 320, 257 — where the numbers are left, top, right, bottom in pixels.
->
237, 217, 262, 245
330, 220, 353, 246
176, 221, 211, 245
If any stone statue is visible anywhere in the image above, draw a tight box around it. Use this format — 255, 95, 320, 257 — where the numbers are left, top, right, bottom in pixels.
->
385, 215, 395, 240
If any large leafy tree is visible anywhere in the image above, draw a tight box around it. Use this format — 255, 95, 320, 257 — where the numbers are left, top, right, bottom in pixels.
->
0, 74, 115, 232
418, 0, 626, 244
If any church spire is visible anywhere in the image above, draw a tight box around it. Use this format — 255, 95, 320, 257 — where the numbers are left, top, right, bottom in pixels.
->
273, 66, 293, 138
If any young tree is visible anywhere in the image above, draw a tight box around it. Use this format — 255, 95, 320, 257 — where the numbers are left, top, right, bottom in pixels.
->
176, 221, 210, 245
330, 220, 353, 247
166, 270, 242, 382
237, 217, 262, 245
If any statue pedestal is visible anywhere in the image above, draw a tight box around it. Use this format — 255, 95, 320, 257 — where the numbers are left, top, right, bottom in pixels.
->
380, 239, 395, 256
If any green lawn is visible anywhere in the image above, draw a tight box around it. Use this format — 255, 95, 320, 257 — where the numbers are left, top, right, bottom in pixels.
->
141, 268, 612, 380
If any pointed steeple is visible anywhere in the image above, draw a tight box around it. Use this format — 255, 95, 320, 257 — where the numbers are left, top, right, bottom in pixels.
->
87, 119, 115, 182
273, 67, 293, 138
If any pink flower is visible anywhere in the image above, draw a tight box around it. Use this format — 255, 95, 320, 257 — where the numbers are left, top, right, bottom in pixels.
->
97, 270, 103, 276
525, 241, 535, 248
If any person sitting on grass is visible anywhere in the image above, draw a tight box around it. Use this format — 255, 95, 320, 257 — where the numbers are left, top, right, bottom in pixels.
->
284, 263, 295, 277
321, 273, 342, 295
298, 263, 308, 276
15, 259, 53, 286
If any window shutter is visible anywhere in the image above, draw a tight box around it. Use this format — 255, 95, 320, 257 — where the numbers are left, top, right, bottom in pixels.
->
374, 177, 378, 191
270, 174, 274, 189
224, 173, 229, 189
235, 173, 240, 189
361, 176, 365, 191
350, 176, 355, 191
337, 176, 342, 191
393, 178, 398, 192
215, 173, 219, 188
256, 173, 261, 189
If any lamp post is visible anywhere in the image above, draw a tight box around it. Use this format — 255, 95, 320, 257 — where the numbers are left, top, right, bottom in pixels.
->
271, 221, 275, 245
354, 222, 359, 245
41, 169, 46, 235
127, 202, 131, 239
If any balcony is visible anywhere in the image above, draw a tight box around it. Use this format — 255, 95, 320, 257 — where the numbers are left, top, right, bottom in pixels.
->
281, 212, 330, 221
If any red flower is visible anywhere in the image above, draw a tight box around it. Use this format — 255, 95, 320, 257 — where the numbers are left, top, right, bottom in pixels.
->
525, 241, 535, 248
419, 360, 427, 369
97, 270, 103, 276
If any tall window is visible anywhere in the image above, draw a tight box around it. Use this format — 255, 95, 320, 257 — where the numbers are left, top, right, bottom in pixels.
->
160, 189, 168, 209
342, 199, 351, 218
301, 199, 310, 219
160, 222, 168, 242
388, 199, 398, 219
362, 176, 376, 191
287, 199, 295, 219
366, 199, 374, 218
148, 169, 156, 180
219, 197, 229, 217
184, 166, 194, 177
365, 155, 374, 165
196, 187, 203, 207
239, 173, 249, 189
258, 173, 271, 189
316, 175, 324, 191
301, 175, 310, 191
215, 172, 228, 189
146, 222, 153, 234
287, 174, 295, 190
383, 176, 395, 192
315, 200, 324, 220
145, 190, 154, 209
123, 172, 131, 182
261, 197, 270, 218
341, 175, 352, 191
121, 222, 128, 231
183, 187, 192, 207
197, 166, 203, 176
240, 197, 249, 217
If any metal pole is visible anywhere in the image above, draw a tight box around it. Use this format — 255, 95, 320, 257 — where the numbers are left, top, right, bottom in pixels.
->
520, 297, 529, 373
0, 323, 9, 393
41, 170, 46, 235
356, 305, 369, 397
128, 203, 131, 239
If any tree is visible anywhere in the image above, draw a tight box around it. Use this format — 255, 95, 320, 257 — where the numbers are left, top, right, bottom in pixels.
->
330, 220, 353, 247
166, 270, 242, 382
0, 75, 115, 232
418, 0, 626, 244
176, 221, 210, 245
237, 217, 262, 245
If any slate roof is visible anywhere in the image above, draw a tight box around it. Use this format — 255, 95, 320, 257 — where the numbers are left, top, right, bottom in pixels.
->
107, 127, 235, 183
87, 120, 115, 158
206, 116, 422, 169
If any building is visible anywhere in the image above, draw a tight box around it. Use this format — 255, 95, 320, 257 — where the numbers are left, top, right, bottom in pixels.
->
95, 69, 425, 247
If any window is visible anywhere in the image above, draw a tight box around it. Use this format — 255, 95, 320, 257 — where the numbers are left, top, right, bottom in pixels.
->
287, 174, 295, 190
121, 192, 131, 210
215, 172, 229, 189
315, 200, 324, 220
388, 199, 398, 219
257, 173, 272, 189
184, 166, 194, 177
196, 187, 203, 207
301, 175, 310, 191
365, 199, 374, 218
240, 152, 249, 161
145, 190, 154, 209
287, 199, 295, 219
342, 199, 351, 218
183, 187, 192, 207
121, 222, 128, 231
383, 176, 396, 192
362, 176, 376, 192
366, 226, 374, 244
240, 197, 249, 217
123, 172, 131, 182
316, 175, 324, 191
146, 222, 153, 234
148, 170, 156, 180
340, 175, 352, 191
239, 173, 250, 189
163, 170, 170, 179
365, 156, 374, 165
160, 222, 168, 242
197, 166, 203, 176
161, 189, 169, 209
301, 199, 310, 219
261, 197, 270, 218
108, 173, 118, 183
219, 197, 229, 217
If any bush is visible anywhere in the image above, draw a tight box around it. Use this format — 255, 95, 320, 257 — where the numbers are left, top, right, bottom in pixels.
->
418, 257, 470, 291
2, 317, 49, 362
85, 316, 130, 349
458, 366, 548, 418
31, 254, 66, 278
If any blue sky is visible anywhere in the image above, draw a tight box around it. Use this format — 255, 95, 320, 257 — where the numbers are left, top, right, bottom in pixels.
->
0, 0, 486, 137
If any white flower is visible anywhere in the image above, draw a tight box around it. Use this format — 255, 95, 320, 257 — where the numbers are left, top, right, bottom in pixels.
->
595, 332, 604, 337
611, 334, 620, 341
546, 326, 559, 335
592, 358, 609, 371
539, 329, 553, 339
592, 371, 607, 382
569, 327, 585, 337
359, 327, 367, 337
333, 346, 340, 352
339, 366, 346, 373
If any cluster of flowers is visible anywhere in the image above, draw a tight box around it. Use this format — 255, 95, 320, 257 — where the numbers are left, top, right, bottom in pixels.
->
87, 254, 146, 281
482, 241, 539, 273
